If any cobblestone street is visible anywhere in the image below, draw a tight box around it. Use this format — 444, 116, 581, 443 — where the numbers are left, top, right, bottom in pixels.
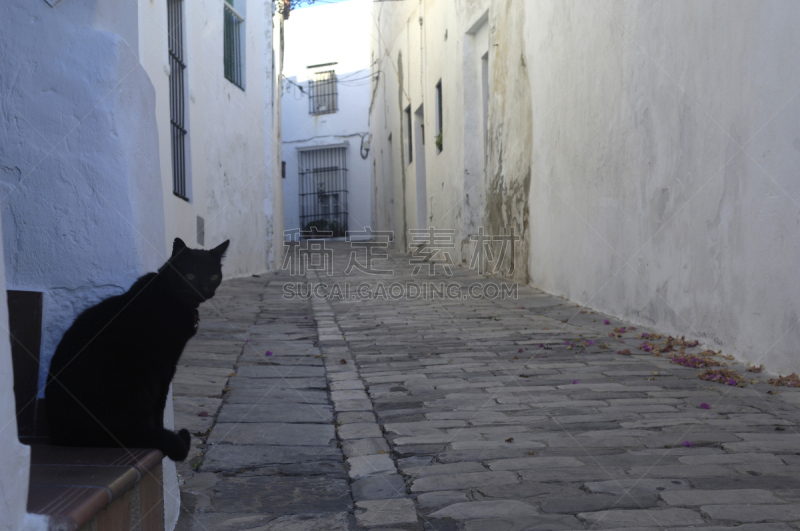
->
175, 242, 800, 530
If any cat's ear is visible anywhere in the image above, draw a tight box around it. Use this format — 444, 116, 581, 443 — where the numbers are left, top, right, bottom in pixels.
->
211, 240, 230, 262
172, 238, 187, 257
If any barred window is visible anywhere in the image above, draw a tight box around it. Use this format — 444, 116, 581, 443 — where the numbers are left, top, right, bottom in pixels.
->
168, 0, 188, 200
224, 1, 245, 89
299, 147, 348, 237
308, 70, 338, 115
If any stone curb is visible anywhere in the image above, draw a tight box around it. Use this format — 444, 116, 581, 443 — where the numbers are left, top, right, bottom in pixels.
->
311, 290, 420, 530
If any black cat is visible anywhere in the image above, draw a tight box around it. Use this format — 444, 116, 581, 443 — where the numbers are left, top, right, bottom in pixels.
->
46, 238, 229, 461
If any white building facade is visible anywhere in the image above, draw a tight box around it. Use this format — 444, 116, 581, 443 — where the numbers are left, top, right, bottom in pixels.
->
0, 0, 284, 528
281, 0, 372, 239
371, 0, 800, 375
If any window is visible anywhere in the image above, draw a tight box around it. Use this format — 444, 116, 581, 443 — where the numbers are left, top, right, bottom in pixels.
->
168, 0, 188, 200
405, 105, 412, 165
435, 80, 443, 152
308, 70, 338, 114
224, 0, 245, 89
298, 147, 348, 237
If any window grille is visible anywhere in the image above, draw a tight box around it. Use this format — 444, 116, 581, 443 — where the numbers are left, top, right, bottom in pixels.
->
224, 3, 245, 89
299, 147, 348, 237
308, 70, 338, 115
168, 0, 188, 200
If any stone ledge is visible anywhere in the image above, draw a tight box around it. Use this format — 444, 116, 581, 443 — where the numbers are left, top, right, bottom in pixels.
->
27, 445, 165, 531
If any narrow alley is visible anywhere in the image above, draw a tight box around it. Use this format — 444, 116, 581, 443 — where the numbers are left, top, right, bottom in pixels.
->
176, 242, 800, 530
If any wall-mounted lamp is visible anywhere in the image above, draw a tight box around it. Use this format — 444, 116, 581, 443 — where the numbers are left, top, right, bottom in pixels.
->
360, 133, 372, 160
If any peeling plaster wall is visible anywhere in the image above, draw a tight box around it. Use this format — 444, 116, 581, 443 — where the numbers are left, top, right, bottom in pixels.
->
139, 0, 282, 277
0, 0, 166, 395
483, 0, 532, 283
524, 0, 800, 374
371, 0, 800, 373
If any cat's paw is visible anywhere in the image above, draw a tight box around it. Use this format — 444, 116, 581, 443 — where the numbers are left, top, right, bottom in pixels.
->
177, 428, 191, 448
166, 429, 191, 461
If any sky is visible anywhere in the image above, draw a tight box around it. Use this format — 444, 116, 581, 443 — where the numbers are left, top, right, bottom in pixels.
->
295, 0, 354, 9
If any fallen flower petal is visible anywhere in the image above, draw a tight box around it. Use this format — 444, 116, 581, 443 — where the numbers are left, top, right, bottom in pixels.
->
572, 379, 579, 384
198, 411, 209, 417
604, 320, 610, 325
265, 351, 273, 356
682, 441, 694, 448
700, 403, 711, 410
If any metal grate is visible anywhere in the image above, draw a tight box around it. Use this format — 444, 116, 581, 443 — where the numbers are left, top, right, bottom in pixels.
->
168, 0, 188, 200
224, 3, 244, 89
308, 70, 338, 115
299, 147, 348, 237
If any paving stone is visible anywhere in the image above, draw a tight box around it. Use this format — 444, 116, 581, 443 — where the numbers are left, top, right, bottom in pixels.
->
577, 508, 704, 528
254, 512, 351, 530
236, 365, 326, 378
207, 475, 352, 514
216, 402, 333, 424
690, 475, 800, 490
207, 422, 336, 446
626, 464, 735, 478
678, 453, 784, 466
518, 466, 627, 483
334, 398, 375, 411
351, 474, 407, 501
541, 493, 659, 513
348, 453, 397, 479
341, 437, 390, 458
401, 462, 486, 478
584, 479, 691, 495
475, 482, 584, 501
701, 504, 800, 522
202, 444, 342, 472
227, 376, 328, 389
355, 498, 418, 528
411, 471, 519, 492
488, 456, 582, 471
660, 489, 782, 506
416, 491, 470, 508
338, 422, 383, 440
225, 387, 329, 404
337, 411, 376, 424
428, 500, 538, 519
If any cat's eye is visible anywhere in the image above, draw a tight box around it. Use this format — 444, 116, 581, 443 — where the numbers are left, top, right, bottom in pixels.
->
186, 274, 196, 280
210, 275, 219, 281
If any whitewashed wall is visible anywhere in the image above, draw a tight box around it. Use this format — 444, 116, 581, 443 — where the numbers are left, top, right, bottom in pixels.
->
371, 0, 800, 374
281, 0, 372, 237
0, 0, 166, 398
0, 1, 165, 528
139, 0, 284, 276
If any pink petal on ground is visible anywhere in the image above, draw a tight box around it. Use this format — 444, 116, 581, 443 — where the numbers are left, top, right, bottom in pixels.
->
572, 380, 579, 384
265, 351, 273, 356
198, 411, 209, 417
700, 403, 711, 409
519, 348, 525, 353
682, 441, 694, 448
604, 320, 610, 325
